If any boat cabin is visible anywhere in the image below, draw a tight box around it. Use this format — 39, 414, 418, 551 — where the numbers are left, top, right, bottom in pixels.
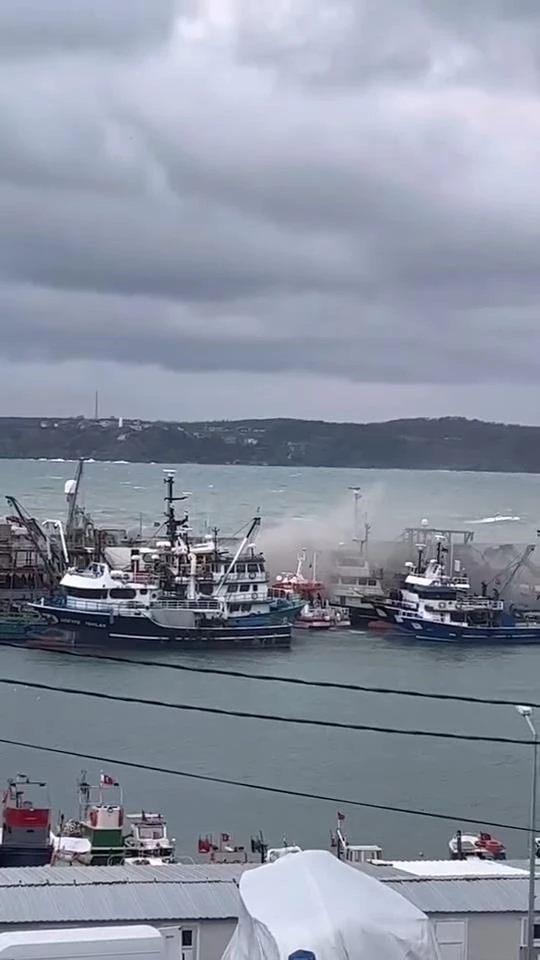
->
60, 562, 158, 610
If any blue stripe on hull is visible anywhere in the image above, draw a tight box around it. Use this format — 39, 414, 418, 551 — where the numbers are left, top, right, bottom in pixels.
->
395, 619, 540, 644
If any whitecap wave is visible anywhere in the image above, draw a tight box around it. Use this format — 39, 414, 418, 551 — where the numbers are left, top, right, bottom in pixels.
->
467, 515, 521, 524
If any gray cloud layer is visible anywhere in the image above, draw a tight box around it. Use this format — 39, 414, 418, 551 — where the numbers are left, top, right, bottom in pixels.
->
1, 0, 540, 417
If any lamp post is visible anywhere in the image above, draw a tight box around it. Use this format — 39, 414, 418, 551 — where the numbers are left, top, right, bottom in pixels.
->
516, 705, 538, 960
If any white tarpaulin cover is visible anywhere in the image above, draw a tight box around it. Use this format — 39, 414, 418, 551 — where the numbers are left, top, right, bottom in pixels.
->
222, 850, 440, 960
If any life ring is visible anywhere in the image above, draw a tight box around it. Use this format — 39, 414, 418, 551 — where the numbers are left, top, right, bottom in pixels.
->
249, 572, 256, 580
89, 810, 98, 828
438, 602, 446, 609
455, 601, 463, 609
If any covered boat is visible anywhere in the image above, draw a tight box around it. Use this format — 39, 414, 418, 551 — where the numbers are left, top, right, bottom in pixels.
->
221, 848, 440, 960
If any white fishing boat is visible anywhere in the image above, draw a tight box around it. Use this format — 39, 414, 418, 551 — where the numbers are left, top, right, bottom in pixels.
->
124, 811, 175, 865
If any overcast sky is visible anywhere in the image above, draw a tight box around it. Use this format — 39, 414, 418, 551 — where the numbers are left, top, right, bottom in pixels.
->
1, 0, 540, 423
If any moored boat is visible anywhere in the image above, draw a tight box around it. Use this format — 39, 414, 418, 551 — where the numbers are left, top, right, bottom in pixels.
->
272, 550, 339, 630
30, 473, 298, 649
328, 489, 384, 626
0, 775, 53, 867
388, 540, 540, 643
55, 771, 125, 866
124, 811, 176, 865
449, 829, 506, 860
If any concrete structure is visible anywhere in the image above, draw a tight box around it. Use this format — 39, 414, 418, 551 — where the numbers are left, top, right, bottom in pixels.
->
0, 859, 537, 960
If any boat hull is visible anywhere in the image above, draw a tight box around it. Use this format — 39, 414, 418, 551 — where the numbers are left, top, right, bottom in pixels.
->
27, 604, 291, 649
394, 618, 540, 644
0, 845, 52, 867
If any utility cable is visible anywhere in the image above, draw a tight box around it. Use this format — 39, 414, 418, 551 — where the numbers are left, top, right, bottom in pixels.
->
0, 672, 531, 744
0, 733, 530, 834
2, 640, 539, 710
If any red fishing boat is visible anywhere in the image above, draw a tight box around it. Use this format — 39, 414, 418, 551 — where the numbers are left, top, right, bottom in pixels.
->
272, 551, 342, 630
0, 774, 53, 866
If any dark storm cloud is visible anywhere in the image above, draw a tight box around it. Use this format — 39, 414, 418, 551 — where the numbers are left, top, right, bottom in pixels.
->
0, 0, 177, 55
0, 0, 540, 391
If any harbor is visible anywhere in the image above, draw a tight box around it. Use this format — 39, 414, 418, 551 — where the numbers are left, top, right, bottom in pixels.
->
1, 458, 540, 648
0, 458, 537, 863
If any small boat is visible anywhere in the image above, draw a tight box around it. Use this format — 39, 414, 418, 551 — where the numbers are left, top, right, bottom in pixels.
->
449, 829, 506, 861
124, 811, 176, 865
55, 771, 125, 866
197, 830, 301, 864
0, 774, 53, 867
294, 605, 334, 630
272, 550, 342, 629
198, 831, 250, 863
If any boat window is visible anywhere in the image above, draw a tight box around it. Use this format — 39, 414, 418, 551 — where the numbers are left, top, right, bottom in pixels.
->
367, 579, 378, 586
139, 588, 148, 596
229, 603, 239, 612
235, 564, 245, 574
110, 588, 137, 599
247, 564, 258, 574
241, 604, 252, 612
138, 825, 164, 839
239, 584, 250, 592
227, 584, 237, 593
252, 584, 258, 591
66, 587, 108, 599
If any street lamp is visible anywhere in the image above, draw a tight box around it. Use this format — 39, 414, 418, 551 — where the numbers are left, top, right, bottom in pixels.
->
516, 704, 538, 960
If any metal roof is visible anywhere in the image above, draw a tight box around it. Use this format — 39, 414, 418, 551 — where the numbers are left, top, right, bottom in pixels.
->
0, 863, 253, 886
388, 877, 530, 914
0, 865, 245, 925
0, 862, 534, 925
388, 859, 528, 879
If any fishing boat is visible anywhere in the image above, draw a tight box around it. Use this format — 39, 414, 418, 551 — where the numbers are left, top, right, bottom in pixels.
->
374, 538, 471, 626
124, 811, 176, 865
390, 540, 540, 643
55, 771, 125, 866
448, 829, 506, 861
0, 775, 53, 867
271, 551, 341, 630
31, 473, 299, 649
328, 490, 384, 626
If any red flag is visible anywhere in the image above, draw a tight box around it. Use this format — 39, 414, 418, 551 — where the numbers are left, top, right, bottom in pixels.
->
100, 773, 118, 787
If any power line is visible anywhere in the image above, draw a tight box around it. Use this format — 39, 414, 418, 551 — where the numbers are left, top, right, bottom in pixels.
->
0, 732, 530, 834
2, 640, 536, 710
0, 672, 530, 745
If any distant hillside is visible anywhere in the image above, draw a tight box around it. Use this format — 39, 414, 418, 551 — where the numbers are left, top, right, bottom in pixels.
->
0, 415, 538, 472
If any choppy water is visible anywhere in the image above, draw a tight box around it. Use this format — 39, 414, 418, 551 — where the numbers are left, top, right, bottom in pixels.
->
0, 459, 539, 860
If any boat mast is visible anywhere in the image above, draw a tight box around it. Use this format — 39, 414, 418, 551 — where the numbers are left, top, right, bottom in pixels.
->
163, 471, 189, 549
78, 770, 91, 822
